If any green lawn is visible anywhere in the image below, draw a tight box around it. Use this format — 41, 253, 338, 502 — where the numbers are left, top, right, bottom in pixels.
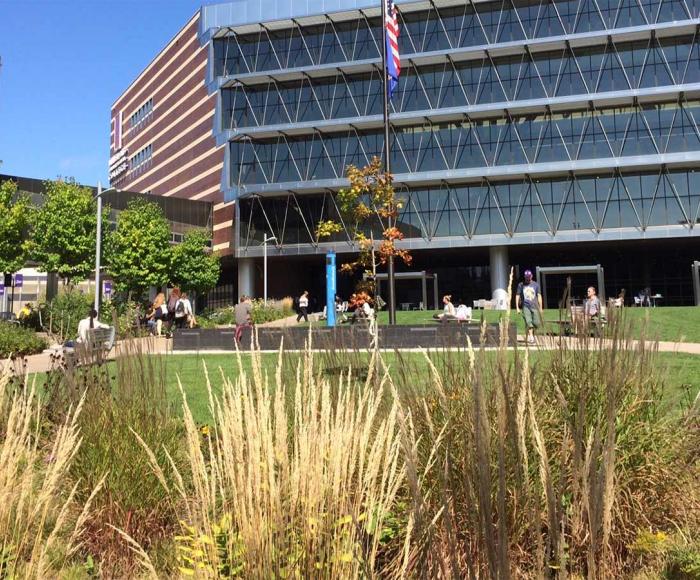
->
306, 306, 700, 343
157, 350, 700, 423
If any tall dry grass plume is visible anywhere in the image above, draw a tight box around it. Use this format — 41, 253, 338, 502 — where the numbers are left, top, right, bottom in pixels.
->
0, 363, 97, 577
138, 339, 407, 577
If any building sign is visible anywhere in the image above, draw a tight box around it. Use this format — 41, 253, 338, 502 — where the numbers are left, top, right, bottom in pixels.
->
104, 281, 112, 297
114, 110, 123, 151
109, 148, 129, 181
14, 274, 23, 288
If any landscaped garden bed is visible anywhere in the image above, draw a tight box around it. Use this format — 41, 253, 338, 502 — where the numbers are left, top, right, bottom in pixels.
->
0, 313, 698, 577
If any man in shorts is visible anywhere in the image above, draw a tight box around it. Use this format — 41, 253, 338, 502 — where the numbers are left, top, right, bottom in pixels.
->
515, 269, 543, 345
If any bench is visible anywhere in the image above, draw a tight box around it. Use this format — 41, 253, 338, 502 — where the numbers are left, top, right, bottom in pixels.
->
0, 312, 19, 325
64, 326, 116, 365
553, 306, 607, 336
434, 316, 472, 324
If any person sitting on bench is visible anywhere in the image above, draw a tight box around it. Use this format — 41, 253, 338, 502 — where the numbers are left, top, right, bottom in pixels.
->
65, 308, 110, 348
350, 292, 374, 323
433, 294, 457, 321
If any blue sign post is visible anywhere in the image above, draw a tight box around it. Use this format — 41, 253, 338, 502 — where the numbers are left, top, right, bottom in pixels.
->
14, 274, 23, 288
104, 281, 112, 298
326, 252, 336, 327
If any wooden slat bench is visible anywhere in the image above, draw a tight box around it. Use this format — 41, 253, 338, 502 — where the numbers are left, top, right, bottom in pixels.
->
64, 326, 116, 365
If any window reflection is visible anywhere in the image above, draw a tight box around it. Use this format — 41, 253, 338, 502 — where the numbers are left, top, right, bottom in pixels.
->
238, 168, 700, 248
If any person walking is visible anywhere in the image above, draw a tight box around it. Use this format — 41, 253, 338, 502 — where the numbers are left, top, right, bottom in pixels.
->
234, 295, 253, 344
584, 286, 601, 319
146, 292, 167, 336
296, 290, 309, 323
165, 287, 181, 336
174, 292, 194, 329
515, 269, 543, 345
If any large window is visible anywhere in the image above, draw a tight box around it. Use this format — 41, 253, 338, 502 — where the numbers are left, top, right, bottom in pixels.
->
238, 170, 700, 247
239, 168, 700, 247
129, 99, 153, 129
214, 0, 699, 77
221, 36, 699, 130
229, 100, 700, 187
130, 144, 153, 174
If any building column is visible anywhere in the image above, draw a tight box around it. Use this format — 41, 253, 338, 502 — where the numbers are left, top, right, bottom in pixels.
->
237, 257, 255, 299
489, 246, 509, 310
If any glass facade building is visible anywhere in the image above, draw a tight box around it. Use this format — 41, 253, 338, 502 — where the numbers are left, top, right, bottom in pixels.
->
199, 0, 700, 304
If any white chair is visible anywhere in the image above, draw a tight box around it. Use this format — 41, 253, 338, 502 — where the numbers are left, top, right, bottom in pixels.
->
633, 296, 642, 307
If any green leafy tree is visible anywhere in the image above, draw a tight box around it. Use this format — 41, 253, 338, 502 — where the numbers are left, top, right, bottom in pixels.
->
0, 179, 32, 274
170, 229, 221, 295
106, 198, 172, 296
29, 179, 104, 283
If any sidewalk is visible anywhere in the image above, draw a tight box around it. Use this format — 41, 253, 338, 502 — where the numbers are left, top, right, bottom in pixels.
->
0, 335, 172, 376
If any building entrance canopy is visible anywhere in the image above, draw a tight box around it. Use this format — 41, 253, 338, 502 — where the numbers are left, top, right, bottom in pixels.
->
535, 265, 605, 308
367, 271, 439, 311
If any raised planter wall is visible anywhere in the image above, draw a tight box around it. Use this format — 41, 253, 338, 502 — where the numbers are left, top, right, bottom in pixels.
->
173, 323, 516, 351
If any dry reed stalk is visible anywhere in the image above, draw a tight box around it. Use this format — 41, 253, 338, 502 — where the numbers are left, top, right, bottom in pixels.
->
0, 364, 94, 577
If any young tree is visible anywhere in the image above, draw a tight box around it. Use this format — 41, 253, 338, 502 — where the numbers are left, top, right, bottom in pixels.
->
316, 156, 411, 282
170, 229, 221, 296
105, 198, 172, 297
0, 179, 32, 274
29, 179, 104, 283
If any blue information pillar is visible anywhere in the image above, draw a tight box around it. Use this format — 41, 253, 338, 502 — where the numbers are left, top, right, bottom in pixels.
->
326, 252, 336, 327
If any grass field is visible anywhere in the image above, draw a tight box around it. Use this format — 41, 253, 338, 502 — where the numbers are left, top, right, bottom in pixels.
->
306, 306, 700, 342
152, 349, 700, 423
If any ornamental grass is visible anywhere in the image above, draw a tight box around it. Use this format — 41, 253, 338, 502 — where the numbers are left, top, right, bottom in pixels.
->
0, 364, 98, 578
126, 312, 699, 578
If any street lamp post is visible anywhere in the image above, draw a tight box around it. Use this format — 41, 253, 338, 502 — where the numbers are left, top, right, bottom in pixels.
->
94, 182, 118, 315
94, 183, 103, 314
263, 233, 277, 303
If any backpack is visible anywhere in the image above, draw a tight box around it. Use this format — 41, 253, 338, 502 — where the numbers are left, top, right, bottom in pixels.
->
175, 300, 186, 317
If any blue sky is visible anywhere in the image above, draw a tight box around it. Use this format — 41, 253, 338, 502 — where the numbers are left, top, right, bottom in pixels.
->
0, 0, 219, 187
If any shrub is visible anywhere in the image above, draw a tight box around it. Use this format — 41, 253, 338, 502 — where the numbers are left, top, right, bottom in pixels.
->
100, 298, 147, 339
41, 287, 93, 341
199, 298, 294, 327
249, 297, 294, 324
392, 313, 700, 578
0, 322, 47, 357
43, 343, 185, 577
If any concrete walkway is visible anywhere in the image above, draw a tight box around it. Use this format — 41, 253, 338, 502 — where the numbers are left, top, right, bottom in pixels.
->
3, 332, 700, 376
0, 336, 172, 376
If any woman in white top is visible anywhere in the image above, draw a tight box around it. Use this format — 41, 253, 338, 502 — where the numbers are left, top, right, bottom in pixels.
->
63, 309, 109, 347
296, 291, 309, 323
433, 295, 457, 321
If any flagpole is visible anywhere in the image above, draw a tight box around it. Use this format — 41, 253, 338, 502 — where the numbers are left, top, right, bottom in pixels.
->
381, 0, 397, 325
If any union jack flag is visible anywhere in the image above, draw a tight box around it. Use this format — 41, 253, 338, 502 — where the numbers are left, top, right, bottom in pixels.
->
385, 0, 400, 99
